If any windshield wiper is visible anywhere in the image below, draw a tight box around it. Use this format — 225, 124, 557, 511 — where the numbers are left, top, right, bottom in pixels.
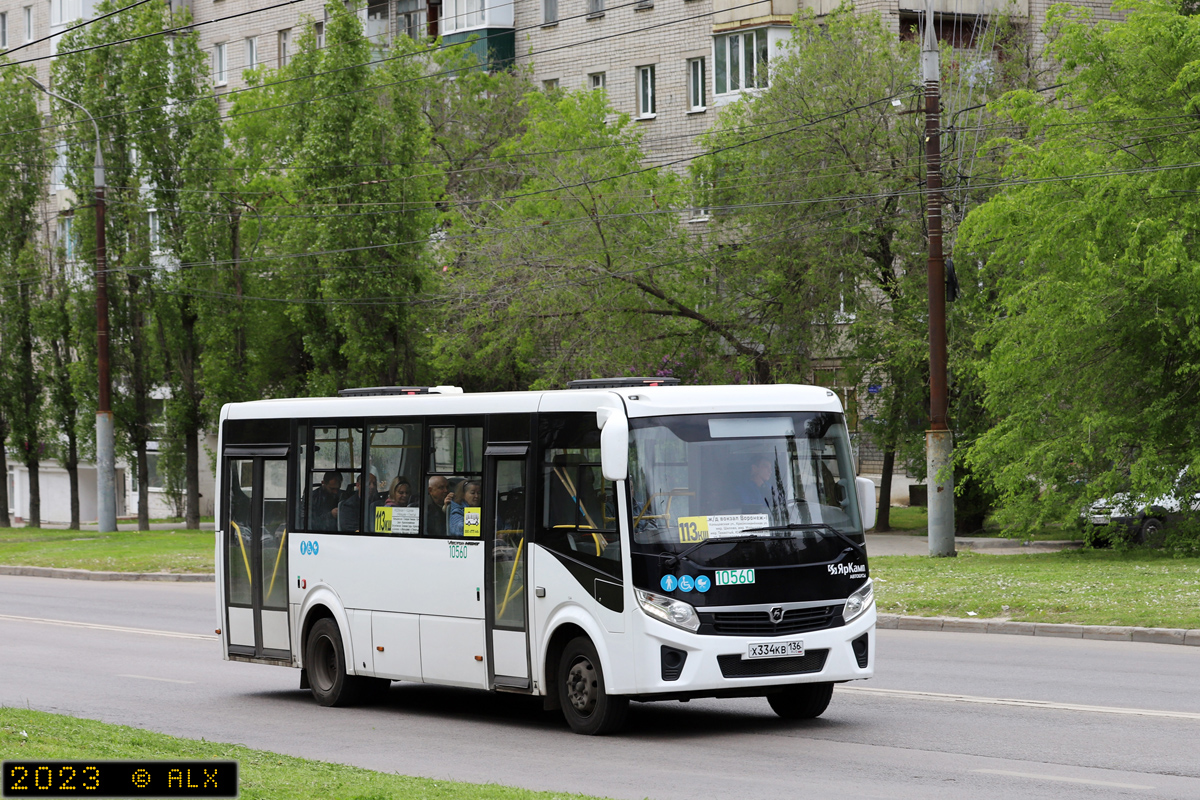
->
664, 534, 767, 568
742, 523, 866, 559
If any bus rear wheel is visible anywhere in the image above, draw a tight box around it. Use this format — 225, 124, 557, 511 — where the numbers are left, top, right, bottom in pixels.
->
558, 636, 628, 735
306, 618, 359, 707
767, 682, 834, 719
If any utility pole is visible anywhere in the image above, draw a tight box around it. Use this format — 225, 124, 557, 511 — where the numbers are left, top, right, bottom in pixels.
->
922, 2, 955, 556
28, 77, 117, 533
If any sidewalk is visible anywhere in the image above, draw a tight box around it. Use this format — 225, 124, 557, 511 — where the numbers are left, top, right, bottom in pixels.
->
866, 532, 1082, 557
9, 521, 215, 531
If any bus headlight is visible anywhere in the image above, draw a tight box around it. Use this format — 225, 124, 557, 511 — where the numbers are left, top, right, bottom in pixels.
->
636, 589, 701, 632
843, 579, 874, 624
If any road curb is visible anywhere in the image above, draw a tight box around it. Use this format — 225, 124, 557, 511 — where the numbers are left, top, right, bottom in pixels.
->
0, 565, 214, 582
877, 613, 1200, 646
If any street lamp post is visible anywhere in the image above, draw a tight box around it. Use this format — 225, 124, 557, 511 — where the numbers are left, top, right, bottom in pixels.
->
921, 2, 955, 556
27, 76, 116, 534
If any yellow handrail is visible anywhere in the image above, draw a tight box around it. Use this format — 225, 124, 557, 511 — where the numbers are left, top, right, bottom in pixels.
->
498, 537, 525, 619
231, 520, 251, 588
553, 466, 599, 529
267, 528, 286, 600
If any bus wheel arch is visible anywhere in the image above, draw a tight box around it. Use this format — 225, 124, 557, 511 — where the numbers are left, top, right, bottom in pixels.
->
556, 635, 629, 735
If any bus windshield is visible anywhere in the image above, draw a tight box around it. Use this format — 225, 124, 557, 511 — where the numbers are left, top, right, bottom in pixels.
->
628, 412, 863, 566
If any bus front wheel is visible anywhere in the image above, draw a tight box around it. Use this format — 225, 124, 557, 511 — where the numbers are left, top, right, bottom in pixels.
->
306, 618, 358, 707
767, 682, 834, 719
558, 636, 628, 735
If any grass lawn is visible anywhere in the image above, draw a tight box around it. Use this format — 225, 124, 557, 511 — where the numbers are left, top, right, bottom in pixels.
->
0, 527, 213, 574
872, 506, 1085, 541
871, 549, 1200, 628
0, 709, 606, 800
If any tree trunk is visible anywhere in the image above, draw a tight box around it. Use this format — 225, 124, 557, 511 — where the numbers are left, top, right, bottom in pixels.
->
137, 439, 150, 531
185, 430, 200, 528
876, 449, 895, 532
67, 432, 79, 530
0, 417, 10, 528
25, 453, 39, 528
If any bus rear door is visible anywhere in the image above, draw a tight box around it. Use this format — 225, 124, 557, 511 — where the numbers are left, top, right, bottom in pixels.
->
486, 445, 533, 689
223, 447, 291, 661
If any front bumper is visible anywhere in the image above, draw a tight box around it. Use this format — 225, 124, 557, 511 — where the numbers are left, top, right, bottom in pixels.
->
632, 602, 876, 696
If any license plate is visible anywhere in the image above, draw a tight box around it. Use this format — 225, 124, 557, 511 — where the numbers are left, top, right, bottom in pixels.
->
1089, 516, 1109, 525
747, 640, 804, 659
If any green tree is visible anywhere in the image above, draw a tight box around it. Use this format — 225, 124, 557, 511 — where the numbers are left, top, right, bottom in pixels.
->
697, 8, 1019, 530
53, 0, 169, 529
0, 58, 48, 527
959, 0, 1200, 531
227, 3, 440, 395
436, 86, 742, 389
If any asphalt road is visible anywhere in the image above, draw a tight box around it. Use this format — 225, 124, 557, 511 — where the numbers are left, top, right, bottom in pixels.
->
2, 575, 1199, 800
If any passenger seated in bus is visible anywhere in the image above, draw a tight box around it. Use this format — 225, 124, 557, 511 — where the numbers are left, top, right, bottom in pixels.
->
448, 479, 482, 537
337, 472, 377, 532
309, 470, 343, 531
424, 475, 453, 536
385, 477, 413, 507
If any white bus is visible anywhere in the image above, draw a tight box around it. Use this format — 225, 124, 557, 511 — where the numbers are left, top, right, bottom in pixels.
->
216, 379, 877, 734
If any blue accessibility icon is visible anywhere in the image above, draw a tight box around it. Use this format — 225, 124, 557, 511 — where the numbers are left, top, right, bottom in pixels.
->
679, 575, 695, 592
660, 574, 678, 592
695, 575, 711, 593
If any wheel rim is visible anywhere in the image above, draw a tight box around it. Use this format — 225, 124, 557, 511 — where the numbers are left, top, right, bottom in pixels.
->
311, 634, 336, 692
565, 656, 599, 716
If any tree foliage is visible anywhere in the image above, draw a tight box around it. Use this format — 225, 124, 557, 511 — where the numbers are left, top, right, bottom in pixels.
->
960, 0, 1200, 529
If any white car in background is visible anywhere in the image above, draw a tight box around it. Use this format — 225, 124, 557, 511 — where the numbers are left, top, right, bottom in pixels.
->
1087, 469, 1200, 546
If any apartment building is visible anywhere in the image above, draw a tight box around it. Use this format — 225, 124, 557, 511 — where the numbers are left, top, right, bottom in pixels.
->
0, 0, 1118, 521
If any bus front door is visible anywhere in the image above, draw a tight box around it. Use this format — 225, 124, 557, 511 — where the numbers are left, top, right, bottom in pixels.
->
486, 449, 532, 688
224, 455, 291, 660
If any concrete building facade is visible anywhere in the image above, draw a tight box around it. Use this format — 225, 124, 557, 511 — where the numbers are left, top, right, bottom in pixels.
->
0, 0, 1122, 522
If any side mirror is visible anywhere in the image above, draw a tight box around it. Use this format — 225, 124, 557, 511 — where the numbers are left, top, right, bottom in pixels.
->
855, 476, 877, 531
600, 412, 629, 482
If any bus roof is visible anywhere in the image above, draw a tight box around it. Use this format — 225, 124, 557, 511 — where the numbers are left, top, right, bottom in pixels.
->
220, 384, 844, 422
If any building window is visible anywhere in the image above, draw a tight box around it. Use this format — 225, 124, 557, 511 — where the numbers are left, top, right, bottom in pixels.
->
714, 29, 768, 95
589, 72, 606, 90
690, 177, 712, 221
1, 13, 7, 49
23, 6, 32, 42
442, 0, 484, 34
688, 57, 706, 111
212, 42, 227, 85
52, 139, 67, 189
50, 0, 84, 26
364, 0, 389, 53
314, 21, 324, 49
586, 0, 603, 17
543, 78, 559, 91
398, 0, 425, 40
245, 36, 257, 71
635, 0, 652, 8
637, 64, 656, 118
56, 216, 75, 262
543, 0, 557, 25
277, 29, 290, 67
148, 210, 161, 252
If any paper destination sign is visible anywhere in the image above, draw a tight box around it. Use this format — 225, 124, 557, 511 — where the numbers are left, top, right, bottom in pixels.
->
375, 506, 419, 535
676, 514, 770, 543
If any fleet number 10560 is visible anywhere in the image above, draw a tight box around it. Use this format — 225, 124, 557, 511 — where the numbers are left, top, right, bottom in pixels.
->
715, 568, 755, 586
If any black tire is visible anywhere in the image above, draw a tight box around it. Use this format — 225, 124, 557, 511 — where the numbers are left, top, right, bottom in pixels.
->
557, 636, 629, 735
1137, 517, 1166, 548
767, 682, 834, 720
305, 618, 360, 707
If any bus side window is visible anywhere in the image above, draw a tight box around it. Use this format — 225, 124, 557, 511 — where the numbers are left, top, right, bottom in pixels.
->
539, 413, 621, 578
303, 425, 362, 532
368, 422, 422, 534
